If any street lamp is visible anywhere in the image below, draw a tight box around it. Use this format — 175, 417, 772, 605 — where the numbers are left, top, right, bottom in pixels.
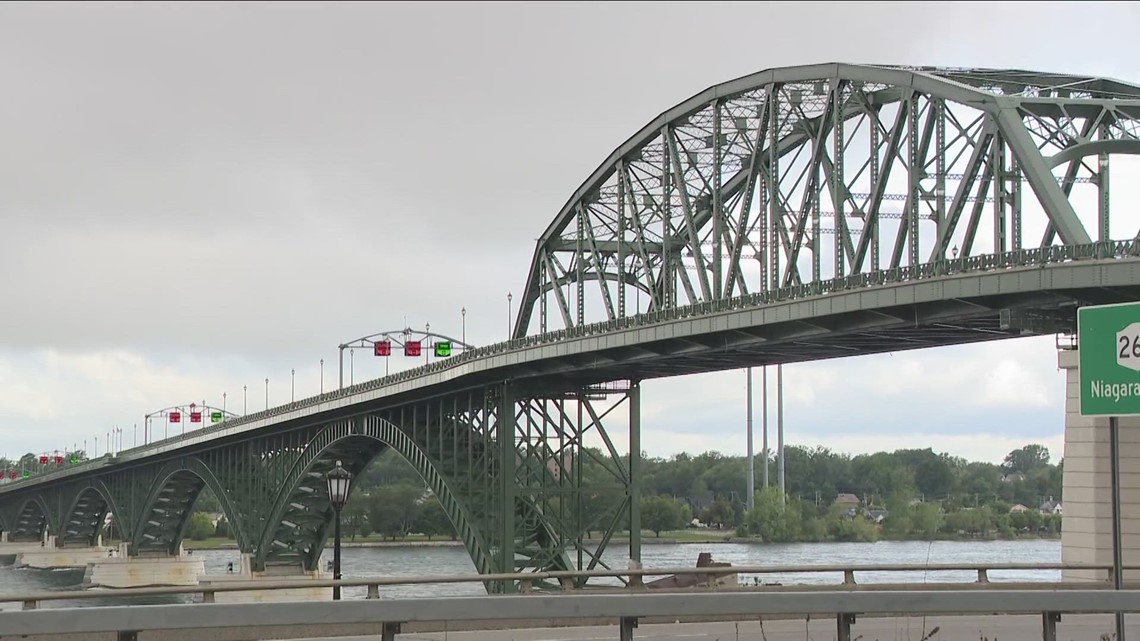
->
461, 307, 466, 346
243, 385, 248, 415
325, 460, 353, 601
291, 369, 296, 402
320, 359, 324, 393
507, 292, 513, 339
264, 378, 269, 410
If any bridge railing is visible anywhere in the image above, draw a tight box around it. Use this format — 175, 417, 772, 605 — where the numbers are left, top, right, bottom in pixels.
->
6, 240, 1135, 488
1, 562, 1136, 610
3, 579, 1140, 641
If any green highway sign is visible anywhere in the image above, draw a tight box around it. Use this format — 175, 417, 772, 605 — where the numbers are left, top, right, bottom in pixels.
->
1079, 302, 1140, 416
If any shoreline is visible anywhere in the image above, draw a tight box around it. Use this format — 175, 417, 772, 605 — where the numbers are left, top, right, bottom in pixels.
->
182, 533, 1061, 551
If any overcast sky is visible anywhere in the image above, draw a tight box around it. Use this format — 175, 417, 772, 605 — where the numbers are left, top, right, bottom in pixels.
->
1, 1, 1138, 465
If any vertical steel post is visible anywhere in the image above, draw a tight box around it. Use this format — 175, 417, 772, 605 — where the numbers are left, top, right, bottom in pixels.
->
629, 382, 642, 566
762, 366, 769, 488
746, 368, 755, 511
1110, 415, 1125, 641
499, 384, 516, 584
777, 363, 785, 501
333, 504, 342, 600
338, 346, 344, 390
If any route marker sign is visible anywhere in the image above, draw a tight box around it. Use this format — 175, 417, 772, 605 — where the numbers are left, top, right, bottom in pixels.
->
1079, 302, 1140, 416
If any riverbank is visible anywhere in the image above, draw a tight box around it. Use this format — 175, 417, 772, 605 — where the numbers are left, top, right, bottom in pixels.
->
180, 529, 1059, 551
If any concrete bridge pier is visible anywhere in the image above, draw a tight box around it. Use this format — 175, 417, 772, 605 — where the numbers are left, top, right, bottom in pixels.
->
81, 542, 205, 588
198, 553, 332, 602
1060, 348, 1140, 582
0, 533, 53, 564
14, 534, 109, 570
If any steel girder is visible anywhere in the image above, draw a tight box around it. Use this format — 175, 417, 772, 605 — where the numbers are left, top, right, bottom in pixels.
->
0, 382, 641, 593
514, 63, 1140, 338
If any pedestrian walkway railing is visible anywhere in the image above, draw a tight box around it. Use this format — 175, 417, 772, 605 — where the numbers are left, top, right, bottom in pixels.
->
1, 562, 1137, 610
1, 589, 1139, 641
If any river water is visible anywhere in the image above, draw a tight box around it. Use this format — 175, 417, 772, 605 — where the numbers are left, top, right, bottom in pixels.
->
0, 539, 1060, 608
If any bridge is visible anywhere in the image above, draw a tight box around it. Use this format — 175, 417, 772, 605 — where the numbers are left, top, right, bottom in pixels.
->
2, 63, 1139, 592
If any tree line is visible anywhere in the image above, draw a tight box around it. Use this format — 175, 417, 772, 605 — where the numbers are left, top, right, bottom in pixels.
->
49, 442, 1062, 544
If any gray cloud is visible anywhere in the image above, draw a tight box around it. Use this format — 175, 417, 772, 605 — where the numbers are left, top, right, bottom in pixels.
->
0, 1, 1136, 460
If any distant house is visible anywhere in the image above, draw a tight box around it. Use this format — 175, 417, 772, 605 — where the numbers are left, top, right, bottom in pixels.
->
1002, 472, 1027, 483
865, 508, 889, 524
1009, 504, 1031, 514
1040, 498, 1062, 515
834, 493, 860, 509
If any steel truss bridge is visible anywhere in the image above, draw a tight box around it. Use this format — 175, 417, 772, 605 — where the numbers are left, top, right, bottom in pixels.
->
3, 63, 1140, 592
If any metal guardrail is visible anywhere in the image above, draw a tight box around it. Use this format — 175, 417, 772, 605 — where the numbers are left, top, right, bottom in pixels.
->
2, 562, 1137, 610
7, 239, 1136, 489
1, 589, 1140, 641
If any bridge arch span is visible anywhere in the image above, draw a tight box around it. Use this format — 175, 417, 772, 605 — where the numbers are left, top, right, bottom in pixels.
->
130, 458, 248, 556
516, 63, 1140, 338
9, 496, 51, 543
59, 481, 121, 547
255, 415, 491, 574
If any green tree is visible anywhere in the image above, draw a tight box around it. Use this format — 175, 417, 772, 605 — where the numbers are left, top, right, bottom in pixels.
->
368, 485, 422, 540
343, 496, 369, 541
1002, 444, 1051, 475
882, 496, 913, 538
415, 496, 453, 540
641, 495, 689, 536
699, 497, 735, 530
910, 503, 943, 539
741, 488, 801, 542
185, 512, 215, 541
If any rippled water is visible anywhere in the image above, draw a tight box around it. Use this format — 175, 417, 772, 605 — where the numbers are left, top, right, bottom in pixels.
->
0, 539, 1060, 608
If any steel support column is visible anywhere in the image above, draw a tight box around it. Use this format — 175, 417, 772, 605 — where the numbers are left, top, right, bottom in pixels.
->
628, 382, 641, 567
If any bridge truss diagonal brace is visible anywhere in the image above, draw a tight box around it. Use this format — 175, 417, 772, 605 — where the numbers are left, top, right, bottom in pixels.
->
993, 105, 1092, 246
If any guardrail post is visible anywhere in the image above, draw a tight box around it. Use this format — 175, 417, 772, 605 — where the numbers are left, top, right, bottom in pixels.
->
977, 568, 989, 583
520, 578, 533, 593
381, 622, 401, 641
202, 590, 215, 603
843, 569, 856, 585
1042, 611, 1060, 641
837, 613, 856, 641
367, 583, 380, 599
21, 599, 37, 610
117, 632, 139, 641
620, 616, 638, 641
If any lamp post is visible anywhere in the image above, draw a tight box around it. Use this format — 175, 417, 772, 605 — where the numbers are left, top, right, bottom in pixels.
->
507, 292, 513, 339
325, 460, 353, 601
320, 359, 324, 393
461, 307, 466, 346
350, 349, 355, 385
291, 369, 295, 402
264, 378, 269, 410
243, 385, 248, 414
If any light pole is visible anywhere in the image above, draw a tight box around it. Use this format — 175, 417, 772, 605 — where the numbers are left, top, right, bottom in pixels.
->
264, 378, 269, 410
325, 460, 353, 601
461, 307, 466, 347
507, 292, 513, 339
350, 349, 355, 385
223, 392, 227, 417
320, 359, 324, 393
291, 369, 295, 402
746, 368, 754, 513
243, 385, 248, 415
425, 323, 431, 365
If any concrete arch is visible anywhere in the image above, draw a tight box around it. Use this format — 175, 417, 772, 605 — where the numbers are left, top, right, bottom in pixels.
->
59, 481, 121, 547
255, 415, 491, 574
129, 458, 247, 556
10, 496, 51, 542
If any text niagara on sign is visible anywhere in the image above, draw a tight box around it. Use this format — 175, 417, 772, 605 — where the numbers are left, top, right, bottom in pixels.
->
1079, 302, 1140, 417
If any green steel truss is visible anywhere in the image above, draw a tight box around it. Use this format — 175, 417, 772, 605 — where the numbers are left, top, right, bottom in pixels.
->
0, 382, 642, 593
514, 64, 1140, 337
